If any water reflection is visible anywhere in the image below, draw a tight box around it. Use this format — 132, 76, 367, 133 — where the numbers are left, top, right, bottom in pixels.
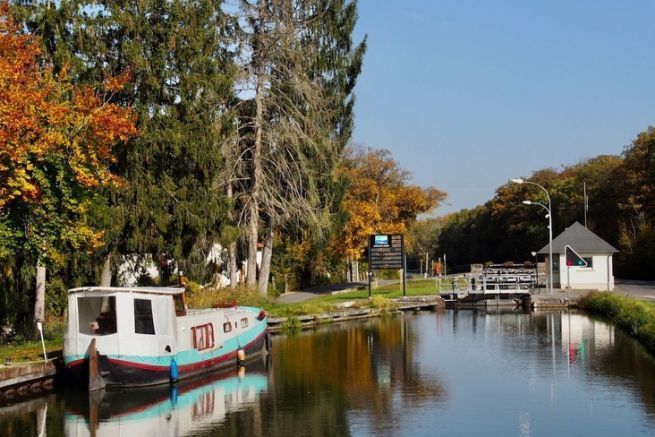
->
2, 311, 655, 436
266, 316, 447, 436
430, 309, 655, 436
65, 360, 269, 437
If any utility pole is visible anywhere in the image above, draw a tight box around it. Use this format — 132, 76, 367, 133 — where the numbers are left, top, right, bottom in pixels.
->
583, 181, 588, 228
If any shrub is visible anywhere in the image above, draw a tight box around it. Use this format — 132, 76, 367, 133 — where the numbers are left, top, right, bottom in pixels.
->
580, 292, 655, 355
185, 282, 273, 309
281, 316, 301, 334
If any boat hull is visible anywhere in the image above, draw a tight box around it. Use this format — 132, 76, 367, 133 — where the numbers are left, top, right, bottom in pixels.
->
66, 331, 268, 389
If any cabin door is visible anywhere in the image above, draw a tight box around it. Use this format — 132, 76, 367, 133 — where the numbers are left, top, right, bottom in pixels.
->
153, 296, 177, 356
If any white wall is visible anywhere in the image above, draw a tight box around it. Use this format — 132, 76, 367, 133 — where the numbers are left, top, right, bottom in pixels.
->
556, 254, 614, 291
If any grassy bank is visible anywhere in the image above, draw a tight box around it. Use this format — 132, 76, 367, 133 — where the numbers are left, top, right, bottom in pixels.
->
0, 317, 66, 363
579, 292, 655, 354
0, 279, 441, 363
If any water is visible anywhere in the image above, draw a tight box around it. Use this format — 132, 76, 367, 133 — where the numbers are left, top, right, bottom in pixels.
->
3, 310, 655, 436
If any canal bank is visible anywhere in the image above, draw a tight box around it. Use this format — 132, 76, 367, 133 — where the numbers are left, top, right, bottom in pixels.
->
0, 355, 61, 403
2, 279, 653, 404
4, 310, 655, 436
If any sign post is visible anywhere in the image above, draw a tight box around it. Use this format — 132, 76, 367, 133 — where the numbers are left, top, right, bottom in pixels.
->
368, 234, 405, 298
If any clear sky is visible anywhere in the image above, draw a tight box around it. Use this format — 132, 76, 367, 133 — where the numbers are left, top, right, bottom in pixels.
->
351, 0, 655, 215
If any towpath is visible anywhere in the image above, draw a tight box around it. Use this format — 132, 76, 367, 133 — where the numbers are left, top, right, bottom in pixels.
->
614, 279, 655, 301
275, 282, 367, 304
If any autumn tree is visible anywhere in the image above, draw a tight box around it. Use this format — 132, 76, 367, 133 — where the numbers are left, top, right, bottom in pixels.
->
0, 1, 136, 331
613, 127, 655, 277
331, 147, 445, 281
433, 152, 637, 275
20, 0, 236, 285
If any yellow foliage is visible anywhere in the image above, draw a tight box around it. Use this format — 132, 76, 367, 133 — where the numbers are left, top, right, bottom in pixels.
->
332, 147, 445, 260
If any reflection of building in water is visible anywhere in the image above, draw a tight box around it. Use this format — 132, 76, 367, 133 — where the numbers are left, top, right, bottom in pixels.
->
64, 370, 268, 437
561, 313, 614, 350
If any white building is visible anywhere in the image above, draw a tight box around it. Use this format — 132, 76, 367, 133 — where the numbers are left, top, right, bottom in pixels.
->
538, 222, 618, 291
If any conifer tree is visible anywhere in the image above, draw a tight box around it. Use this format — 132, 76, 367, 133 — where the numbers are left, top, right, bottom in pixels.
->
22, 0, 236, 284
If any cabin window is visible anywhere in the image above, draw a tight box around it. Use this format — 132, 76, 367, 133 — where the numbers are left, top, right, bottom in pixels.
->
134, 298, 156, 335
223, 322, 232, 333
78, 296, 117, 336
192, 323, 214, 351
240, 318, 249, 328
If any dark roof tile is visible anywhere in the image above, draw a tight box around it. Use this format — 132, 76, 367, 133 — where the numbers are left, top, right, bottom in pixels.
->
538, 222, 618, 254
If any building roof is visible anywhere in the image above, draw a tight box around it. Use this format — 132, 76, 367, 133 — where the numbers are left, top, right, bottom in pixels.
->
538, 222, 618, 255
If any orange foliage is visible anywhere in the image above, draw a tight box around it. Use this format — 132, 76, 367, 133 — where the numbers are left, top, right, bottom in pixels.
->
334, 147, 445, 260
0, 1, 137, 210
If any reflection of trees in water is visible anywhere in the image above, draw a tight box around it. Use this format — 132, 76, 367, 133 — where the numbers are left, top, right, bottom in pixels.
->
226, 317, 446, 436
584, 318, 655, 422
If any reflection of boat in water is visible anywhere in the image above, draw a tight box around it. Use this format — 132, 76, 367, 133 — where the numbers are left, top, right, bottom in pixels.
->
65, 361, 270, 437
64, 286, 271, 389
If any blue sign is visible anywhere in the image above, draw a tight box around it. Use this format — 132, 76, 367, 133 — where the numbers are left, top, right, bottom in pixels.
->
374, 235, 389, 246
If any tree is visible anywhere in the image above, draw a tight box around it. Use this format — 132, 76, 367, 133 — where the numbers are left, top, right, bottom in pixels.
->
228, 0, 365, 294
331, 147, 445, 280
613, 127, 655, 277
22, 0, 236, 284
0, 1, 136, 329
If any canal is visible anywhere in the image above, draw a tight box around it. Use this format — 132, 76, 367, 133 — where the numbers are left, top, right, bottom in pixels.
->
2, 310, 655, 436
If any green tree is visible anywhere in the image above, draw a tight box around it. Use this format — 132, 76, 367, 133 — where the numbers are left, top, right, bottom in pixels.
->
22, 0, 236, 284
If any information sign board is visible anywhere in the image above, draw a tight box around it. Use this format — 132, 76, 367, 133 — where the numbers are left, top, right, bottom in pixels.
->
369, 234, 404, 269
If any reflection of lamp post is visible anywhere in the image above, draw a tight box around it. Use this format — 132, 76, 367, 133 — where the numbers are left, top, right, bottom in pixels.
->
512, 178, 553, 294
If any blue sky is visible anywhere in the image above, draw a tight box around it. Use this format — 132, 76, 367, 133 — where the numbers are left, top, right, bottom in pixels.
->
352, 0, 655, 215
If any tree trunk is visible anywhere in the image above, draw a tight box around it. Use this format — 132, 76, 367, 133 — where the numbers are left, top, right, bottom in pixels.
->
247, 200, 259, 287
34, 260, 46, 324
100, 252, 112, 286
246, 0, 266, 288
229, 240, 238, 289
227, 183, 239, 289
258, 230, 273, 295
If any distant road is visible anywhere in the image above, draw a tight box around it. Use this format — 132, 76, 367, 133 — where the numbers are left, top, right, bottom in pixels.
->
614, 279, 655, 301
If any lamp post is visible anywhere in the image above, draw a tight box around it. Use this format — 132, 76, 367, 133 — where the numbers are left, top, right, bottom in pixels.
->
531, 251, 538, 292
512, 178, 553, 294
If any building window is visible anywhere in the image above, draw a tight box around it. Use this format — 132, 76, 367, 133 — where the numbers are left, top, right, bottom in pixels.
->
134, 298, 156, 335
582, 257, 593, 268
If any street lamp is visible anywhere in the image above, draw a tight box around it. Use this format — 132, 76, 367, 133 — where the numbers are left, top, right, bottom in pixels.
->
531, 251, 538, 291
512, 178, 553, 294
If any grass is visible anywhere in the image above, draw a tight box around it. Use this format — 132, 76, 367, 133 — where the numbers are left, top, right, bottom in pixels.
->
0, 340, 62, 363
0, 317, 66, 363
579, 292, 655, 354
0, 278, 441, 363
311, 278, 440, 304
